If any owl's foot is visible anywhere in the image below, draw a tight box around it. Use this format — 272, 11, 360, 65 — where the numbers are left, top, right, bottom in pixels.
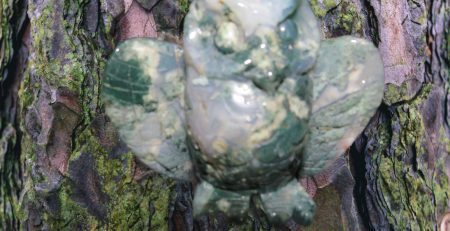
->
193, 181, 251, 220
259, 179, 315, 225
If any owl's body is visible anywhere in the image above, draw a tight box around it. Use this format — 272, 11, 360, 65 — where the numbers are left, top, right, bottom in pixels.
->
103, 0, 384, 225
185, 0, 315, 192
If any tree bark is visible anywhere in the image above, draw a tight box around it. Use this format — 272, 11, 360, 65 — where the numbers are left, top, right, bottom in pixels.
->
0, 0, 448, 230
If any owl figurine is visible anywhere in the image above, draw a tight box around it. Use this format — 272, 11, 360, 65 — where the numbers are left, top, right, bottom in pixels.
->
102, 0, 384, 225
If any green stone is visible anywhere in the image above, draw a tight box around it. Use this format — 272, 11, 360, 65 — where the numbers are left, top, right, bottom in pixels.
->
214, 21, 244, 54
102, 0, 385, 226
102, 38, 192, 180
260, 179, 315, 225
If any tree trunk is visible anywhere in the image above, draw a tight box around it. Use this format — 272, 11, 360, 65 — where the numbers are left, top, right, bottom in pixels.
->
0, 0, 448, 230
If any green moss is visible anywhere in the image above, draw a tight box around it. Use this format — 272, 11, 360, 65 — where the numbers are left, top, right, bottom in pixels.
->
17, 112, 36, 225
179, 0, 190, 14
370, 83, 449, 229
309, 0, 363, 35
73, 129, 174, 230
30, 0, 105, 126
21, 0, 178, 228
1, 2, 32, 224
384, 82, 433, 106
46, 183, 99, 230
384, 83, 410, 105
337, 2, 362, 34
0, 0, 14, 83
440, 127, 450, 154
323, 0, 337, 10
32, 126, 175, 229
309, 0, 327, 18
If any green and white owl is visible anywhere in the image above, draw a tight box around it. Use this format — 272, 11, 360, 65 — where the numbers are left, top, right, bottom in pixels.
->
102, 0, 384, 225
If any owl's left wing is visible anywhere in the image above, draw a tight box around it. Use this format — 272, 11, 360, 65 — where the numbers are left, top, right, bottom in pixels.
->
302, 36, 385, 176
102, 38, 193, 181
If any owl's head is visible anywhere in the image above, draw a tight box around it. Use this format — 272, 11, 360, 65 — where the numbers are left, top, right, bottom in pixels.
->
183, 0, 320, 92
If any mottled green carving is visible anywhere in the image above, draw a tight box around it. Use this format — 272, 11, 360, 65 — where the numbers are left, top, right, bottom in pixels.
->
102, 0, 384, 225
103, 39, 192, 180
303, 36, 384, 175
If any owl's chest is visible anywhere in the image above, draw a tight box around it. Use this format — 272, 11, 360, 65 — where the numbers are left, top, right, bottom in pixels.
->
184, 70, 312, 167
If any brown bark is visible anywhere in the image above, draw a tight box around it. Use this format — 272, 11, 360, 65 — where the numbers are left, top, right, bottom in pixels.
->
0, 0, 448, 230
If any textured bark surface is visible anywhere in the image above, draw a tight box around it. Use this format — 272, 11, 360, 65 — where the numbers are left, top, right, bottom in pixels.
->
0, 0, 28, 228
0, 0, 448, 230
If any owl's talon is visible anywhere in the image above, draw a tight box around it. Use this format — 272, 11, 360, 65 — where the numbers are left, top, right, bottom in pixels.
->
259, 179, 315, 225
193, 181, 251, 221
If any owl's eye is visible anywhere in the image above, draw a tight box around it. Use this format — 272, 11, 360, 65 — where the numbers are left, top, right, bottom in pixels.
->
278, 19, 298, 43
214, 22, 244, 54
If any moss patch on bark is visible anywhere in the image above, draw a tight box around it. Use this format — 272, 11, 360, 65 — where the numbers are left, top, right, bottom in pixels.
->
367, 84, 449, 229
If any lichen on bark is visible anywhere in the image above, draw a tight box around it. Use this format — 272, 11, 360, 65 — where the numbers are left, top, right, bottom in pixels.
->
0, 0, 28, 229
0, 0, 448, 230
20, 0, 180, 229
361, 84, 449, 229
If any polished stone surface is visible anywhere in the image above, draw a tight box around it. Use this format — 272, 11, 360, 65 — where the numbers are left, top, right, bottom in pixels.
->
102, 0, 384, 225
